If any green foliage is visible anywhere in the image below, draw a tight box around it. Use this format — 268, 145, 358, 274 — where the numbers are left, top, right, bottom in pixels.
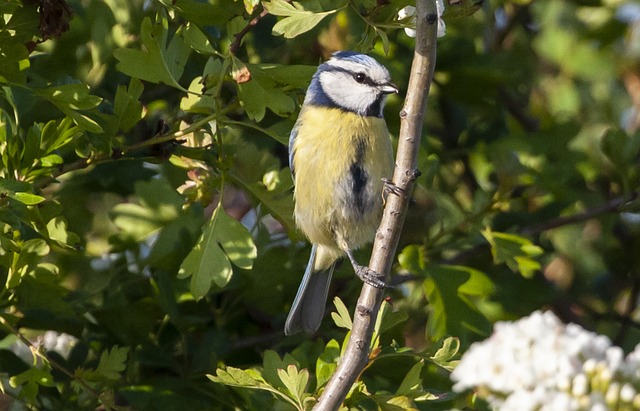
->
178, 204, 257, 299
209, 299, 461, 409
1, 0, 639, 409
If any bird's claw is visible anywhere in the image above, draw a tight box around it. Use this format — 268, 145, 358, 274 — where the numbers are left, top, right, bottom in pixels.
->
382, 178, 405, 197
355, 265, 391, 289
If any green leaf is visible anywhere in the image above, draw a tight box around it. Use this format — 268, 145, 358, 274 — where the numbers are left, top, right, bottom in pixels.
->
178, 206, 257, 299
114, 17, 190, 91
396, 359, 424, 396
208, 367, 266, 388
601, 127, 640, 167
316, 339, 339, 389
9, 367, 55, 402
46, 216, 80, 248
181, 76, 216, 114
264, 0, 343, 38
398, 244, 426, 274
10, 191, 45, 205
330, 296, 352, 330
36, 84, 103, 132
236, 63, 296, 121
0, 32, 30, 83
262, 350, 300, 390
430, 337, 460, 371
7, 238, 50, 288
96, 346, 129, 380
41, 117, 81, 153
277, 364, 309, 404
181, 22, 216, 55
112, 78, 144, 132
259, 64, 316, 89
156, 0, 241, 27
228, 143, 295, 233
375, 299, 409, 336
111, 179, 183, 241
423, 264, 493, 341
482, 228, 543, 278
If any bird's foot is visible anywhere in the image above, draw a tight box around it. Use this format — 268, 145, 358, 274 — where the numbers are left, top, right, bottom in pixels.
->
354, 265, 391, 289
382, 178, 405, 197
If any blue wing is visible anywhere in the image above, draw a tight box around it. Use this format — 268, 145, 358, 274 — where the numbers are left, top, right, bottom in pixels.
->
288, 122, 299, 178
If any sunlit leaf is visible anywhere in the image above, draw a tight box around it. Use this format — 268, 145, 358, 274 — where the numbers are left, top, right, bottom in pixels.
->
264, 0, 344, 38
114, 17, 190, 91
177, 206, 257, 299
482, 228, 543, 278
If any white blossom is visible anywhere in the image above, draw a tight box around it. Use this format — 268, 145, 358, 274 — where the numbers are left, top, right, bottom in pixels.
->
10, 330, 78, 364
451, 310, 640, 410
398, 1, 446, 39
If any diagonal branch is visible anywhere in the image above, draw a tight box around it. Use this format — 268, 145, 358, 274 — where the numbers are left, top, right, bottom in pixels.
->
312, 0, 439, 409
229, 7, 269, 55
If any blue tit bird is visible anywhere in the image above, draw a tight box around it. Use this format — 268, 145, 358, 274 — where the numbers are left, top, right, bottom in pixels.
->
285, 51, 398, 335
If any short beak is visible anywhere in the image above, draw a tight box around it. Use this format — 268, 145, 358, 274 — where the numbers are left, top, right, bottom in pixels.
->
380, 83, 399, 94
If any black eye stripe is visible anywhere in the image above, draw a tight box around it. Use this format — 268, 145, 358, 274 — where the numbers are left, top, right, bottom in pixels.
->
353, 72, 377, 87
323, 66, 382, 87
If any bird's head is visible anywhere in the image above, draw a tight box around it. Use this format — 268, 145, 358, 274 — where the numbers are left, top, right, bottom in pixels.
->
305, 51, 398, 117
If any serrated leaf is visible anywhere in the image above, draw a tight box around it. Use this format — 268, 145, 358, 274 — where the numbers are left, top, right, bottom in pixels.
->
264, 0, 342, 38
208, 367, 267, 388
112, 78, 144, 132
114, 17, 190, 91
96, 346, 129, 380
482, 228, 543, 278
262, 350, 300, 389
331, 296, 352, 330
178, 206, 257, 299
277, 365, 309, 404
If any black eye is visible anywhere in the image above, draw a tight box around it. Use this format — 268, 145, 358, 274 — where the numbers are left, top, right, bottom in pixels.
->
354, 73, 366, 83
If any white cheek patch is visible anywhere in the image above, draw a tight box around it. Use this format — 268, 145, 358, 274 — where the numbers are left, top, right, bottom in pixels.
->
320, 71, 377, 114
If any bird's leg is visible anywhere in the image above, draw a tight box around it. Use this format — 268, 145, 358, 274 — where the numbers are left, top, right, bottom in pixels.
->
344, 249, 389, 289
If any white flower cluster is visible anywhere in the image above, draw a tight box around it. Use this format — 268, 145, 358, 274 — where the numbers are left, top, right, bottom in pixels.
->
11, 330, 78, 364
451, 311, 640, 411
398, 1, 446, 39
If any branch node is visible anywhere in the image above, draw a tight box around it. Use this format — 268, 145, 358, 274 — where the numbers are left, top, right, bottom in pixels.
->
426, 13, 438, 24
355, 340, 368, 351
357, 304, 372, 316
409, 168, 422, 180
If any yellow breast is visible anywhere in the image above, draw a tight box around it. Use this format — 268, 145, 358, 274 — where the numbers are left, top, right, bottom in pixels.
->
291, 107, 394, 251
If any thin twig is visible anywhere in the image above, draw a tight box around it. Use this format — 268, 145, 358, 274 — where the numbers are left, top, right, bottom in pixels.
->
312, 1, 438, 409
521, 191, 639, 236
229, 7, 269, 55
